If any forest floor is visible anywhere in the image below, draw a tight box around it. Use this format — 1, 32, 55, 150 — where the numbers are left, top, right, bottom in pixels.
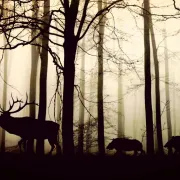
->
0, 153, 180, 179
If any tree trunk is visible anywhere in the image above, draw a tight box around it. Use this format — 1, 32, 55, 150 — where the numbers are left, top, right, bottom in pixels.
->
1, 35, 7, 153
97, 0, 106, 155
62, 0, 79, 156
163, 28, 172, 145
27, 0, 39, 154
152, 88, 158, 153
77, 38, 85, 154
86, 67, 94, 153
149, 14, 164, 155
117, 64, 125, 138
133, 92, 137, 139
143, 0, 154, 155
55, 21, 62, 154
173, 73, 176, 136
62, 38, 77, 155
0, 1, 8, 153
36, 0, 50, 155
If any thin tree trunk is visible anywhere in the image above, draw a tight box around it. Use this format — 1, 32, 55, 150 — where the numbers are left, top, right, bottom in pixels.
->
133, 92, 137, 139
163, 28, 172, 143
77, 38, 85, 154
86, 118, 91, 153
55, 21, 62, 154
36, 0, 50, 155
117, 64, 125, 138
1, 36, 7, 153
27, 0, 39, 154
149, 14, 164, 155
173, 74, 176, 135
0, 1, 7, 153
97, 0, 106, 155
86, 67, 94, 153
143, 0, 154, 155
152, 88, 158, 153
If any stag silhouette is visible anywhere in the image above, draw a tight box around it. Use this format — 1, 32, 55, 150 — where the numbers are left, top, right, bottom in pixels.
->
0, 94, 61, 155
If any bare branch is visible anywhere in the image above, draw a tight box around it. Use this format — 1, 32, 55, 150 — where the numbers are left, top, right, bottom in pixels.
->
79, 0, 123, 40
173, 0, 180, 11
76, 0, 90, 38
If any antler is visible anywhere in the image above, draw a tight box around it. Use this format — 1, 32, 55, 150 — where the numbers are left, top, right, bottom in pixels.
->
0, 93, 38, 114
7, 93, 24, 112
0, 93, 23, 114
0, 104, 4, 113
8, 93, 38, 114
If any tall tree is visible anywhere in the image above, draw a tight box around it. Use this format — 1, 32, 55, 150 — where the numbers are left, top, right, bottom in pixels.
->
97, 0, 106, 155
36, 0, 50, 155
149, 14, 163, 154
173, 73, 176, 135
86, 64, 95, 153
0, 36, 8, 153
62, 1, 79, 156
163, 28, 172, 143
143, 0, 154, 155
55, 20, 62, 154
133, 91, 137, 139
77, 38, 86, 154
117, 63, 125, 138
0, 1, 8, 153
27, 0, 39, 154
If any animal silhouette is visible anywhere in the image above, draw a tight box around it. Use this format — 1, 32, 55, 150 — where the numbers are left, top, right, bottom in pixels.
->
0, 94, 61, 155
164, 136, 180, 154
106, 138, 144, 156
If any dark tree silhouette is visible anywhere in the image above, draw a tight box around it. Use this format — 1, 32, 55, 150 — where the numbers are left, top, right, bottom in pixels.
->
163, 28, 172, 153
27, 0, 40, 154
97, 0, 107, 156
149, 13, 163, 155
143, 0, 154, 155
36, 0, 50, 155
77, 38, 86, 154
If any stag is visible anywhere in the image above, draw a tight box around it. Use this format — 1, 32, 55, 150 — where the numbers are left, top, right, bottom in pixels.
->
0, 94, 61, 155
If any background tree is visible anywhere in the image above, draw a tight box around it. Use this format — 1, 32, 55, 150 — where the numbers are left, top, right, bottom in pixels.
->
36, 0, 50, 155
86, 65, 96, 153
149, 13, 163, 155
143, 0, 154, 155
27, 0, 40, 154
117, 60, 125, 138
55, 20, 62, 154
77, 38, 86, 154
163, 28, 172, 149
173, 73, 176, 136
0, 0, 9, 153
97, 0, 107, 155
133, 91, 137, 139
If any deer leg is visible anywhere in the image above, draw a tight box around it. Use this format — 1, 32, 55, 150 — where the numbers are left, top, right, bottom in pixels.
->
174, 149, 178, 155
48, 139, 56, 155
18, 139, 24, 152
134, 150, 137, 156
55, 143, 62, 155
140, 149, 145, 155
22, 139, 27, 152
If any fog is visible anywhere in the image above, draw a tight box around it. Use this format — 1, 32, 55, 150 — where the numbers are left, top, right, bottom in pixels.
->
0, 0, 179, 154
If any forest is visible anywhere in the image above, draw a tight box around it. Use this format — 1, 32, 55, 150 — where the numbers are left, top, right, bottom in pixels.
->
0, 0, 180, 179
